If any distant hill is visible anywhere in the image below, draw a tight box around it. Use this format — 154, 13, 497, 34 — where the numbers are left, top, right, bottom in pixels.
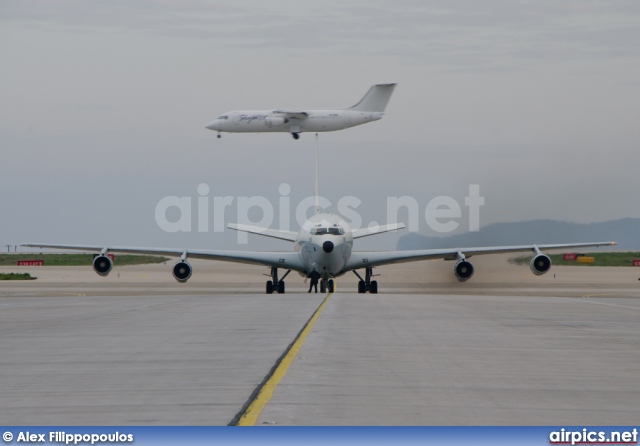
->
397, 218, 640, 251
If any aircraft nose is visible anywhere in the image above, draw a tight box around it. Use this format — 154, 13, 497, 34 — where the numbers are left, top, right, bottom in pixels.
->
322, 241, 334, 253
205, 120, 218, 130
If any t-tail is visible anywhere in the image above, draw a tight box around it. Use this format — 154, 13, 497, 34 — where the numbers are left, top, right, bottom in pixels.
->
348, 83, 397, 113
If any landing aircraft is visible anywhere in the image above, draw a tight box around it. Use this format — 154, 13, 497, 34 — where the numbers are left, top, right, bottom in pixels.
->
23, 143, 616, 294
205, 83, 396, 139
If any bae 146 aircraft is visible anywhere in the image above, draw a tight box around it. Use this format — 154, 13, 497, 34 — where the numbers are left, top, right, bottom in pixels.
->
23, 146, 616, 294
205, 83, 396, 139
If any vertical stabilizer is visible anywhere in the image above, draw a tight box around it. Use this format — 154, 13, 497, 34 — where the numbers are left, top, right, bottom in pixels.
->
314, 133, 321, 214
348, 83, 397, 112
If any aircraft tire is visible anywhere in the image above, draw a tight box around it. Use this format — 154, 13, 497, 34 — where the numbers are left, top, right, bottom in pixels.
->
358, 281, 366, 294
266, 281, 274, 294
370, 280, 378, 294
278, 281, 285, 294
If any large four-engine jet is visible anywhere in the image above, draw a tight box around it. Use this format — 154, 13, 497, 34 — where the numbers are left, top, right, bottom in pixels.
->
22, 219, 615, 294
205, 83, 396, 140
23, 150, 616, 294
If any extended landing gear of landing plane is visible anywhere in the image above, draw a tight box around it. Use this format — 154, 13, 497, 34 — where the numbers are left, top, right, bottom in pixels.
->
217, 133, 221, 138
353, 267, 378, 294
265, 267, 291, 294
291, 132, 300, 140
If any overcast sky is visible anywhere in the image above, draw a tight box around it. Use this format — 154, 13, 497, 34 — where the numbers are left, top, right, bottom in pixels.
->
2, 1, 639, 252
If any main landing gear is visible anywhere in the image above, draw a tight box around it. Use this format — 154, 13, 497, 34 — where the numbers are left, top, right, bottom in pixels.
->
353, 267, 378, 294
291, 132, 300, 140
266, 267, 291, 294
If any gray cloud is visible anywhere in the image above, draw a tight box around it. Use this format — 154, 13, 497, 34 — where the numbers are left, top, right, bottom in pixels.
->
2, 0, 639, 251
4, 0, 640, 66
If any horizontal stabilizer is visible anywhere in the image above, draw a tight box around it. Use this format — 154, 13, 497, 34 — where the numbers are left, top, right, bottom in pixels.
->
227, 223, 298, 242
352, 223, 406, 239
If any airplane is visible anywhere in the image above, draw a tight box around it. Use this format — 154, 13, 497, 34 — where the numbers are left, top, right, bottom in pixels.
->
205, 83, 397, 140
23, 143, 616, 294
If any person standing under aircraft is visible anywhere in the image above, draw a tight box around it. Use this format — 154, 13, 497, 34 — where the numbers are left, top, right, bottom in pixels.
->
308, 271, 320, 293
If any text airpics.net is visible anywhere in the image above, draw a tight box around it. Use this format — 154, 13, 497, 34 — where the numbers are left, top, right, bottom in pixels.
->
155, 183, 484, 243
549, 428, 638, 445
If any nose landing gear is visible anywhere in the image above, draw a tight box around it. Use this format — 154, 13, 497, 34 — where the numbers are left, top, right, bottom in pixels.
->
319, 279, 335, 293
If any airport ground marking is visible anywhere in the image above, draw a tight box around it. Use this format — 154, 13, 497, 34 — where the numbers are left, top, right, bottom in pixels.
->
581, 292, 636, 299
230, 292, 333, 426
578, 297, 640, 311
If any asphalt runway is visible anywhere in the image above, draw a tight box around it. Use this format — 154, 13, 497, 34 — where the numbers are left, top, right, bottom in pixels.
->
1, 257, 639, 425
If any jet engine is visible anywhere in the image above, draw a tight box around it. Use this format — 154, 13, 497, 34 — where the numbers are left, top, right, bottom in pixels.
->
530, 254, 551, 276
172, 261, 193, 283
93, 255, 113, 277
454, 260, 474, 282
265, 116, 287, 127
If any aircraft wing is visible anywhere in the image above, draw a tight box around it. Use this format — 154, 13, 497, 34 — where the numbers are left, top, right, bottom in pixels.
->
227, 223, 298, 242
273, 109, 309, 119
21, 243, 307, 271
344, 241, 616, 270
351, 223, 406, 239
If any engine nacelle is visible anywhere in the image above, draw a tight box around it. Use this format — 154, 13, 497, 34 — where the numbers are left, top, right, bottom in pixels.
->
530, 254, 551, 276
93, 255, 113, 277
172, 261, 192, 283
454, 260, 474, 282
265, 116, 286, 127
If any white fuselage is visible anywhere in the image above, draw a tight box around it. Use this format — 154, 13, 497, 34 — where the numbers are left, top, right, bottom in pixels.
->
206, 110, 383, 134
294, 213, 353, 279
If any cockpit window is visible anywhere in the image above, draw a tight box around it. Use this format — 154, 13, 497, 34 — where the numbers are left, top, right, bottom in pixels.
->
310, 227, 344, 235
217, 115, 229, 120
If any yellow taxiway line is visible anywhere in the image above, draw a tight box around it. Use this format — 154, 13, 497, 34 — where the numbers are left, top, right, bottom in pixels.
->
234, 292, 333, 426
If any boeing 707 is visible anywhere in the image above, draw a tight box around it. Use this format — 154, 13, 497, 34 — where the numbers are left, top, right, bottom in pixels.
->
23, 144, 616, 294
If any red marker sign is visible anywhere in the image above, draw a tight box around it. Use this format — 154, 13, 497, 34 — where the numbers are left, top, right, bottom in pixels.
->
563, 253, 578, 261
18, 260, 44, 266
633, 260, 640, 267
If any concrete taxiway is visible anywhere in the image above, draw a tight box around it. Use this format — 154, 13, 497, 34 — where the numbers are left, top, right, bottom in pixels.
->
1, 256, 639, 425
